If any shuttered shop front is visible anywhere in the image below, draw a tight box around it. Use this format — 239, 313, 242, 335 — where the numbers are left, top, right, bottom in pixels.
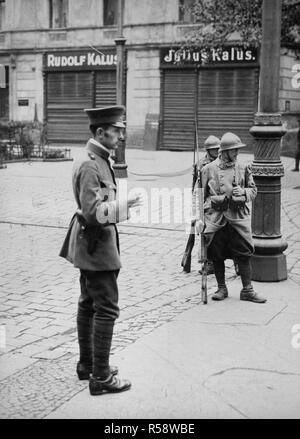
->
160, 69, 196, 150
160, 47, 259, 151
95, 70, 116, 107
44, 50, 117, 144
47, 72, 92, 143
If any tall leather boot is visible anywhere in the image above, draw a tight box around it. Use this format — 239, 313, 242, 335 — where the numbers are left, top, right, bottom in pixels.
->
211, 260, 228, 300
89, 318, 131, 395
238, 257, 267, 303
92, 318, 114, 379
76, 307, 93, 380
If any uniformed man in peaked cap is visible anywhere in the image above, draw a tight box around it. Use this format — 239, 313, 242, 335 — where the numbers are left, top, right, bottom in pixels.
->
200, 132, 266, 303
59, 105, 142, 395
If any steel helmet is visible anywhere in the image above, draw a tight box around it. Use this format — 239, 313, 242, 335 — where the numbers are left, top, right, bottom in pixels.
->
204, 135, 221, 150
220, 132, 246, 151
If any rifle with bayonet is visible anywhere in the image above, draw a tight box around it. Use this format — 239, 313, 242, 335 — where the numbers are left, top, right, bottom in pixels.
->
181, 113, 208, 303
181, 116, 199, 273
191, 114, 208, 304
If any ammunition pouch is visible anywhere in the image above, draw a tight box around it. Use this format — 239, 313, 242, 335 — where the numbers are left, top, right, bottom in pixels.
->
229, 195, 247, 212
211, 195, 229, 212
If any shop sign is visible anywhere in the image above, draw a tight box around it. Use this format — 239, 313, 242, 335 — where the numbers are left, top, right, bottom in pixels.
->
44, 50, 117, 70
160, 46, 258, 67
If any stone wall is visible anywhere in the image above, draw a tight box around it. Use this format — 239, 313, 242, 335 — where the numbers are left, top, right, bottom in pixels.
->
279, 49, 300, 157
11, 54, 43, 123
6, 0, 48, 30
279, 48, 300, 114
282, 113, 300, 158
125, 0, 178, 24
126, 49, 160, 148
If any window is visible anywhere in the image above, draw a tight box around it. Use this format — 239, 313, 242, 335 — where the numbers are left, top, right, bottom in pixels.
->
0, 65, 9, 120
179, 0, 196, 23
103, 0, 118, 26
49, 0, 68, 29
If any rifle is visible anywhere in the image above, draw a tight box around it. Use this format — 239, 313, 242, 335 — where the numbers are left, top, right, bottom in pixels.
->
197, 169, 208, 304
181, 115, 199, 273
181, 174, 197, 272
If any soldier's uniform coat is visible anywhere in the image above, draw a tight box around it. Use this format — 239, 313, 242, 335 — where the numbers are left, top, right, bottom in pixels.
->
59, 139, 128, 271
201, 157, 257, 249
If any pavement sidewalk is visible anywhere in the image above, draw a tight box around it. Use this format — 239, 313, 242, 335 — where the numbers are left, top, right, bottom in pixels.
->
47, 277, 300, 419
46, 150, 300, 419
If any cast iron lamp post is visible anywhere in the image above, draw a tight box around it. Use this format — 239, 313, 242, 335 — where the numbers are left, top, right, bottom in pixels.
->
250, 0, 288, 281
113, 0, 128, 178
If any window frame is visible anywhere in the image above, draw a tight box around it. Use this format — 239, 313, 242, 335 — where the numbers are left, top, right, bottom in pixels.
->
178, 0, 197, 24
103, 0, 118, 27
49, 0, 69, 29
0, 0, 5, 31
0, 65, 9, 121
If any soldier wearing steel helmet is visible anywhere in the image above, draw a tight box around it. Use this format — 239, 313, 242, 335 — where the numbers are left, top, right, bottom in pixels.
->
200, 132, 267, 303
199, 135, 221, 167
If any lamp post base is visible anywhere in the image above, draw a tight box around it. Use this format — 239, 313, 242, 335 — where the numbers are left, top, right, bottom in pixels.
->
251, 253, 287, 282
251, 236, 288, 282
250, 112, 288, 283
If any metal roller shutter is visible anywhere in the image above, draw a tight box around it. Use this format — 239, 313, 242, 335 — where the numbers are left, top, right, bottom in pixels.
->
160, 67, 258, 151
197, 68, 259, 149
160, 69, 196, 150
95, 70, 116, 107
47, 72, 93, 144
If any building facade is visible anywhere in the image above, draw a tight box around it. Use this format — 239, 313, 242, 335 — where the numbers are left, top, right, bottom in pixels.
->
0, 0, 299, 153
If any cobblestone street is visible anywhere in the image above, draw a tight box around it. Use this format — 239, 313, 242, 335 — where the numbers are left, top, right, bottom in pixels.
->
0, 149, 299, 418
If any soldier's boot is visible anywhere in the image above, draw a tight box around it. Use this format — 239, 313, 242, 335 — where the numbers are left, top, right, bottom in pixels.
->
238, 257, 267, 304
212, 285, 228, 301
76, 305, 93, 380
77, 362, 119, 380
90, 319, 131, 395
240, 286, 267, 303
89, 374, 131, 396
211, 260, 228, 301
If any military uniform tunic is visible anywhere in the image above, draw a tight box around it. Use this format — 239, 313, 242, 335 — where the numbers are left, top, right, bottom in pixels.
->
59, 139, 128, 271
